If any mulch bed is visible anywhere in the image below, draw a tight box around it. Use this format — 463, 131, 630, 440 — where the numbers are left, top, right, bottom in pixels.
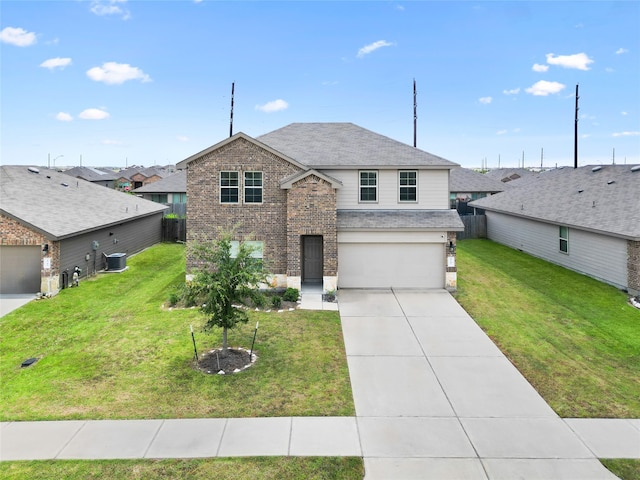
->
196, 347, 256, 375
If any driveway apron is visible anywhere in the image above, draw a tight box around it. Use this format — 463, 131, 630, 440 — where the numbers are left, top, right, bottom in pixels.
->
338, 289, 619, 480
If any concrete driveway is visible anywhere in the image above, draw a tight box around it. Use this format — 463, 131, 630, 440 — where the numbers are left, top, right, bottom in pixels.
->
338, 289, 620, 480
0, 294, 36, 317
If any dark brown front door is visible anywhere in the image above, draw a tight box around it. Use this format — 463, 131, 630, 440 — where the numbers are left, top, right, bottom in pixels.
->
302, 236, 323, 282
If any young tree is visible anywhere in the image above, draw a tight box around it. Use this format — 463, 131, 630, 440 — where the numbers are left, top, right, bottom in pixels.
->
189, 233, 267, 352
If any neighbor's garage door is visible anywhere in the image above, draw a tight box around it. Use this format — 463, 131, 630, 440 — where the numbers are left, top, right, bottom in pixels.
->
0, 246, 41, 294
338, 242, 445, 289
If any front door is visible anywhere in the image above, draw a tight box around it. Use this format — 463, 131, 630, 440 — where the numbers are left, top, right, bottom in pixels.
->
302, 236, 323, 283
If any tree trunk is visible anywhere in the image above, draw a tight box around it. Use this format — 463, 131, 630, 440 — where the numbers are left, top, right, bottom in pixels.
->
222, 327, 228, 350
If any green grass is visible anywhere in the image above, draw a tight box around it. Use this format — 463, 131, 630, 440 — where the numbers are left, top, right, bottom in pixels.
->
454, 239, 640, 418
0, 458, 364, 480
0, 243, 354, 421
600, 459, 640, 480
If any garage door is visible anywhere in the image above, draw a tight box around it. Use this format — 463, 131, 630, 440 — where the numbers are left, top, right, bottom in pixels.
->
0, 246, 41, 294
338, 242, 445, 289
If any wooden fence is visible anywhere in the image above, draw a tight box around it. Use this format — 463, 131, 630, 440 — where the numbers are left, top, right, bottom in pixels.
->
163, 203, 187, 217
162, 217, 186, 243
457, 215, 487, 240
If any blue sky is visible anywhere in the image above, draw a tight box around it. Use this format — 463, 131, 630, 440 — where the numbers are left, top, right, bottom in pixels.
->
1, 0, 639, 169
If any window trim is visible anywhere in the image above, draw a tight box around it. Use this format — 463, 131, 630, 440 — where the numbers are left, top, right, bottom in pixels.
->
559, 226, 569, 254
243, 171, 263, 204
398, 170, 418, 203
359, 170, 378, 203
220, 171, 239, 204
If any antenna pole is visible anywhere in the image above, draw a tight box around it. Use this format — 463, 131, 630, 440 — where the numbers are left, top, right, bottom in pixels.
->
574, 84, 579, 168
540, 148, 543, 169
413, 79, 417, 148
230, 82, 235, 138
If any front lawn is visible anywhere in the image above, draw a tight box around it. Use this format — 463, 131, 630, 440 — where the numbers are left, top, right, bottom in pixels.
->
0, 243, 354, 421
455, 239, 640, 418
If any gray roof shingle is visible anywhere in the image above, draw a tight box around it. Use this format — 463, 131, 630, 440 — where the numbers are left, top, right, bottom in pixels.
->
63, 166, 117, 182
1, 166, 167, 240
133, 171, 186, 193
470, 165, 640, 240
257, 123, 459, 169
450, 167, 505, 193
337, 209, 464, 231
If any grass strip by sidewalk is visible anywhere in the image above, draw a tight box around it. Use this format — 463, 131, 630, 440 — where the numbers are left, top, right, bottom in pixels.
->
0, 457, 364, 480
454, 239, 640, 418
0, 243, 354, 421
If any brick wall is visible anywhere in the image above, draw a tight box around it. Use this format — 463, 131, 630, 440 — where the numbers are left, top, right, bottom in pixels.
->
186, 137, 303, 273
628, 240, 640, 295
286, 175, 338, 277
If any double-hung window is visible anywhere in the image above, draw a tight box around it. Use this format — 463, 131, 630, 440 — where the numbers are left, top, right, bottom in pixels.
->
399, 171, 417, 202
559, 226, 569, 253
220, 171, 239, 203
359, 171, 378, 202
244, 171, 263, 203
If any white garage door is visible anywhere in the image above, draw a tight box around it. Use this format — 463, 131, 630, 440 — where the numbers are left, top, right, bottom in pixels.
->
338, 242, 445, 289
0, 246, 41, 294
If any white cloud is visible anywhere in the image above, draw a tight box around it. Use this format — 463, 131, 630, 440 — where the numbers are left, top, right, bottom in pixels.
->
255, 99, 289, 113
40, 57, 72, 70
56, 112, 73, 122
615, 48, 628, 55
612, 131, 640, 137
90, 0, 131, 20
525, 80, 566, 96
478, 96, 492, 105
86, 62, 151, 85
503, 87, 520, 95
546, 52, 594, 71
0, 27, 37, 46
621, 111, 628, 116
79, 108, 110, 120
102, 139, 122, 145
357, 40, 394, 58
177, 135, 189, 142
497, 130, 508, 135
396, 5, 405, 11
532, 63, 549, 72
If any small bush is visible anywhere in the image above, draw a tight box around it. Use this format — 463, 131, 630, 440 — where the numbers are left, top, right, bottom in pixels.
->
252, 293, 267, 309
168, 291, 180, 307
283, 288, 300, 302
271, 296, 282, 309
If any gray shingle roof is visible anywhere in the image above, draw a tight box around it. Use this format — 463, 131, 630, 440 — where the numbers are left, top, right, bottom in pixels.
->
1, 166, 167, 240
257, 123, 459, 169
63, 166, 117, 182
450, 167, 505, 193
483, 168, 541, 188
337, 209, 464, 231
133, 171, 186, 193
470, 165, 640, 240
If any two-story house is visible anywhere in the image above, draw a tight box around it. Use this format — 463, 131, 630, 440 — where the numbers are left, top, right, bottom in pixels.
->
177, 123, 464, 292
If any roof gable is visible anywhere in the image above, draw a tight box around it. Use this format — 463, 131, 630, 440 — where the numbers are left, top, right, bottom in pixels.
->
134, 170, 186, 193
0, 166, 167, 240
279, 169, 342, 189
471, 165, 640, 240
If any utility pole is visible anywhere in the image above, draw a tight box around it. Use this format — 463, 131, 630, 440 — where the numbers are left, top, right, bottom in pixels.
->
413, 78, 417, 148
612, 148, 615, 165
574, 84, 579, 169
540, 148, 544, 170
229, 82, 235, 138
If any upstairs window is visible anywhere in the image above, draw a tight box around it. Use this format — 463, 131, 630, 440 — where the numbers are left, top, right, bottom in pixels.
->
399, 171, 417, 202
359, 171, 378, 202
559, 226, 569, 253
220, 171, 239, 203
244, 171, 263, 203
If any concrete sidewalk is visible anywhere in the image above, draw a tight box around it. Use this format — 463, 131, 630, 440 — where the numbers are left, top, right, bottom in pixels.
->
1, 289, 638, 480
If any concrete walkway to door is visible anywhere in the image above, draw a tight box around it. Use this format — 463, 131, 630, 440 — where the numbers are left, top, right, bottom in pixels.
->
339, 289, 636, 479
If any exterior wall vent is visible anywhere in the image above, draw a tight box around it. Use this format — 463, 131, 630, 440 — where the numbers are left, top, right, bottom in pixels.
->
28, 167, 40, 174
632, 165, 640, 173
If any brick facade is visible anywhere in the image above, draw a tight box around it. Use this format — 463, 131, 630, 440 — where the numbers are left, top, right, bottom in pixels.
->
0, 213, 60, 293
285, 175, 338, 279
186, 137, 303, 276
628, 240, 640, 295
445, 230, 458, 291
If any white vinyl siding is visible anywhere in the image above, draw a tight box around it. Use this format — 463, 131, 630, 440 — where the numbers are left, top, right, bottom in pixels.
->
325, 169, 449, 209
486, 212, 628, 291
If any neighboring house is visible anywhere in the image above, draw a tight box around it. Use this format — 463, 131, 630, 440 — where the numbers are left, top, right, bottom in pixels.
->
116, 166, 171, 191
0, 166, 167, 295
133, 170, 187, 204
484, 168, 541, 188
177, 122, 464, 292
449, 167, 505, 214
62, 166, 118, 188
470, 164, 640, 295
